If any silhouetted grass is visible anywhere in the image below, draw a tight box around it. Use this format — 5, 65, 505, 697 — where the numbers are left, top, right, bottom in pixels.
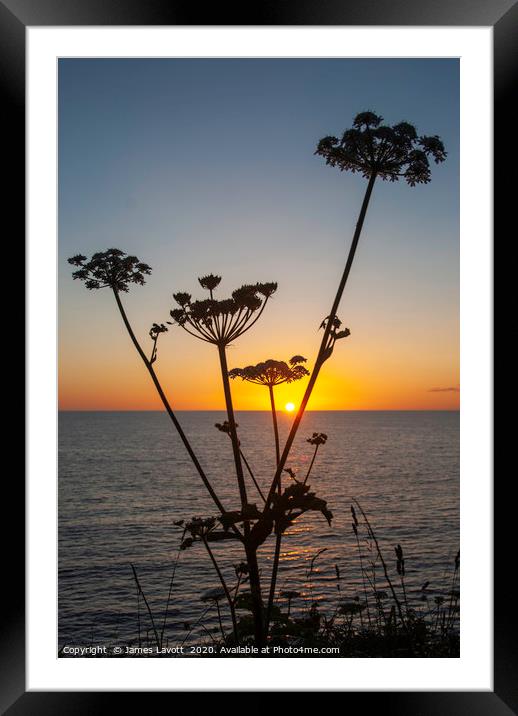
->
58, 502, 459, 659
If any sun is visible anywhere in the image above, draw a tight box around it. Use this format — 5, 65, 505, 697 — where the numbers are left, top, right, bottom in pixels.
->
285, 402, 295, 412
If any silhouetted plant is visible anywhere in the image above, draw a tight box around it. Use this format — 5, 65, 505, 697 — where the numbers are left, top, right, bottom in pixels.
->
68, 250, 227, 517
215, 421, 266, 502
182, 517, 239, 641
351, 504, 373, 628
304, 432, 328, 485
257, 112, 445, 634
266, 428, 327, 629
169, 275, 277, 647
229, 356, 309, 466
352, 499, 406, 629
69, 248, 151, 291
315, 111, 446, 185
229, 355, 310, 631
149, 323, 168, 364
395, 543, 408, 610
264, 111, 446, 505
69, 110, 446, 652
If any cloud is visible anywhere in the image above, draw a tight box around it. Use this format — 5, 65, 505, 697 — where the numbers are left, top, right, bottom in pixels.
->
428, 386, 460, 393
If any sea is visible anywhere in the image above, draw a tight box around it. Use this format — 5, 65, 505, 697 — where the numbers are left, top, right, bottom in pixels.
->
58, 410, 459, 650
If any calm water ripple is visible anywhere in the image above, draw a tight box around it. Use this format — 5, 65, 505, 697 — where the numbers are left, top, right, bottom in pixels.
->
58, 410, 459, 649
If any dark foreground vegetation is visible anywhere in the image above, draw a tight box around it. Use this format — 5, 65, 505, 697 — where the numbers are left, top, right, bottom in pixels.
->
59, 502, 459, 659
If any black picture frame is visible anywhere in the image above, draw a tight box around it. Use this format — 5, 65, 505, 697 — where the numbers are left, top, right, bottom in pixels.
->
4, 0, 507, 709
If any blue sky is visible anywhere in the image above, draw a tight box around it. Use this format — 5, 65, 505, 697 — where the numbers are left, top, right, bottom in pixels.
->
58, 58, 459, 410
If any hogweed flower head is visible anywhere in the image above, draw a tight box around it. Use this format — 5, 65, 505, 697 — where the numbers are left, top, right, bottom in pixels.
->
198, 274, 221, 292
149, 323, 168, 340
149, 323, 168, 364
318, 315, 350, 363
229, 356, 309, 387
214, 420, 241, 447
169, 275, 277, 346
215, 420, 237, 435
68, 248, 152, 292
307, 432, 328, 446
315, 111, 447, 186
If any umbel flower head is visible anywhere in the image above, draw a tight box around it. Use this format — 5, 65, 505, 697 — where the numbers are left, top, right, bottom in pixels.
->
198, 274, 221, 293
148, 323, 168, 364
318, 315, 350, 363
149, 323, 168, 341
169, 275, 277, 346
315, 111, 447, 186
215, 420, 236, 435
307, 432, 328, 446
68, 248, 152, 292
228, 356, 309, 387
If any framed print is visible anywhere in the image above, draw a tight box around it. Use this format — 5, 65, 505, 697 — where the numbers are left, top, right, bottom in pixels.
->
3, 0, 508, 708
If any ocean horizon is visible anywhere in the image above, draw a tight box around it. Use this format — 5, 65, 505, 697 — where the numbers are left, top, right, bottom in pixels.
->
59, 409, 459, 647
59, 408, 460, 412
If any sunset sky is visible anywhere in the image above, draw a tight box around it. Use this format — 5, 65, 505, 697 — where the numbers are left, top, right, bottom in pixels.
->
59, 58, 459, 411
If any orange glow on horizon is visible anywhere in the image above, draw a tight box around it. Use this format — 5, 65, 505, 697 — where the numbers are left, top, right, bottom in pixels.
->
59, 288, 459, 412
58, 345, 460, 411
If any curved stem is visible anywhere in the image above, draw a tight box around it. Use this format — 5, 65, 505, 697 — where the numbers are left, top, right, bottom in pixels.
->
130, 564, 160, 648
268, 384, 281, 470
229, 298, 269, 342
240, 448, 266, 503
263, 173, 377, 510
217, 343, 248, 509
303, 444, 320, 486
160, 535, 184, 647
201, 536, 239, 643
266, 531, 282, 635
217, 344, 265, 647
112, 290, 228, 519
353, 499, 407, 630
179, 323, 212, 343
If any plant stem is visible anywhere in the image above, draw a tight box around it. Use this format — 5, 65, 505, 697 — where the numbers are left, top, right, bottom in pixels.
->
352, 499, 407, 630
303, 444, 320, 485
217, 343, 248, 509
400, 573, 408, 614
130, 563, 160, 648
268, 384, 281, 469
354, 530, 373, 628
160, 536, 184, 648
245, 543, 265, 648
264, 173, 377, 509
136, 584, 141, 648
266, 532, 282, 636
112, 289, 226, 517
215, 600, 225, 640
240, 448, 266, 503
264, 175, 376, 639
201, 537, 239, 643
265, 383, 282, 635
216, 347, 265, 647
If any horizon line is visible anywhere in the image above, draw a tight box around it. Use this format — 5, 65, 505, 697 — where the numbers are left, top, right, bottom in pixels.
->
58, 408, 460, 413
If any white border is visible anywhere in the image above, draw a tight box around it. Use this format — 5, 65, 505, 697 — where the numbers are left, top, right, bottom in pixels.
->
27, 27, 492, 691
